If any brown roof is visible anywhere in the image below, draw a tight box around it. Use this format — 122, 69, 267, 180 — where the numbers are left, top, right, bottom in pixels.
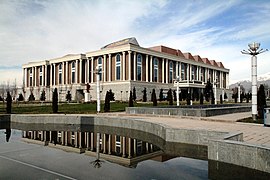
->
183, 53, 195, 61
202, 58, 211, 65
209, 60, 219, 67
193, 55, 204, 63
216, 62, 225, 68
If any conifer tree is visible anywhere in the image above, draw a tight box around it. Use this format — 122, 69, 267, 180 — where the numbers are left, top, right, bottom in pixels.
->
52, 88, 58, 113
167, 88, 173, 105
142, 88, 147, 102
66, 91, 72, 103
200, 93, 204, 105
104, 91, 110, 112
159, 88, 163, 101
257, 84, 267, 119
152, 89, 157, 106
129, 91, 134, 107
6, 91, 12, 114
132, 87, 136, 101
40, 90, 46, 102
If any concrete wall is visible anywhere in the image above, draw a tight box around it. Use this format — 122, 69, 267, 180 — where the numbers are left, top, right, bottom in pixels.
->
126, 105, 251, 117
208, 139, 270, 173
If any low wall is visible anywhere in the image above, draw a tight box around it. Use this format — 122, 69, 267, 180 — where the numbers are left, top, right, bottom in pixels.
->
126, 105, 251, 117
208, 139, 270, 173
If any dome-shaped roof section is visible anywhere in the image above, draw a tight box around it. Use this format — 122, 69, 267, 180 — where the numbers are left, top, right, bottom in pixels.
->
101, 37, 139, 49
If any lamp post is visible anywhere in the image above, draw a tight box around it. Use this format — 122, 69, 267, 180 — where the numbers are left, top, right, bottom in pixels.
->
238, 83, 241, 103
176, 76, 180, 106
95, 66, 102, 113
213, 79, 219, 105
241, 42, 268, 121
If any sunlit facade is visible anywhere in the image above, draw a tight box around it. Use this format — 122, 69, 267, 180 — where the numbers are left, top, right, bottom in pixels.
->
22, 37, 229, 101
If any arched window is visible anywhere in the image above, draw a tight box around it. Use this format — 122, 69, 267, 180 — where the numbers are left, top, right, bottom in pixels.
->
29, 68, 33, 86
116, 54, 121, 80
181, 63, 186, 80
59, 63, 62, 84
191, 65, 195, 80
98, 57, 102, 81
39, 66, 43, 86
137, 54, 142, 81
154, 58, 158, 82
71, 62, 75, 83
201, 67, 205, 82
169, 61, 173, 83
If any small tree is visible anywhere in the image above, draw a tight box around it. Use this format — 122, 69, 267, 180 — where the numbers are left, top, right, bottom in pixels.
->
104, 91, 110, 112
128, 91, 134, 107
159, 89, 164, 101
66, 91, 72, 103
6, 91, 12, 114
220, 94, 223, 104
18, 93, 24, 101
108, 89, 115, 101
187, 93, 191, 105
199, 93, 204, 105
204, 79, 213, 102
246, 93, 249, 103
132, 87, 136, 101
224, 92, 228, 100
52, 88, 58, 113
167, 88, 173, 105
257, 84, 267, 119
240, 92, 244, 103
211, 91, 215, 105
173, 90, 177, 101
40, 90, 46, 102
28, 92, 35, 101
142, 88, 147, 102
232, 92, 238, 103
151, 89, 157, 106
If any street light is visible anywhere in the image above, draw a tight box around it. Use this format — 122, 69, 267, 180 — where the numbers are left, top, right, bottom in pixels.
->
238, 83, 241, 103
213, 79, 219, 105
241, 42, 268, 121
95, 66, 102, 113
176, 76, 180, 106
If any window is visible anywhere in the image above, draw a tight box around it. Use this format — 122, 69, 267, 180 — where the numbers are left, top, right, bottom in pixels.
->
191, 65, 195, 80
116, 54, 121, 80
71, 62, 75, 83
98, 57, 102, 81
154, 58, 158, 82
39, 66, 42, 86
137, 54, 142, 81
169, 61, 173, 83
29, 68, 33, 86
59, 63, 62, 84
181, 63, 186, 80
201, 67, 205, 82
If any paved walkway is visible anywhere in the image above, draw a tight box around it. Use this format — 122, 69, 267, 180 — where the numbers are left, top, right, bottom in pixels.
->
104, 112, 270, 148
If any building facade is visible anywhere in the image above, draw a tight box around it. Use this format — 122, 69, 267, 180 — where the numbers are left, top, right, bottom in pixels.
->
22, 37, 230, 102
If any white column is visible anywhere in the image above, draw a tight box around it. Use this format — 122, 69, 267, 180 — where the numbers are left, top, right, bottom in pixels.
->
187, 64, 190, 81
133, 139, 136, 157
53, 64, 56, 86
179, 62, 182, 81
79, 132, 82, 148
79, 59, 82, 83
86, 132, 89, 150
103, 55, 106, 82
50, 65, 53, 86
85, 59, 88, 83
146, 55, 149, 82
133, 52, 136, 81
42, 65, 45, 86
128, 51, 131, 80
162, 58, 165, 83
176, 62, 179, 80
65, 132, 68, 146
91, 57, 94, 83
75, 132, 78, 147
150, 56, 153, 82
103, 134, 106, 153
65, 62, 68, 84
109, 54, 111, 82
108, 134, 111, 154
90, 132, 94, 151
75, 60, 78, 84
166, 59, 169, 83
122, 52, 126, 81
34, 66, 37, 87
122, 137, 126, 157
128, 138, 131, 158
61, 131, 64, 145
23, 68, 27, 87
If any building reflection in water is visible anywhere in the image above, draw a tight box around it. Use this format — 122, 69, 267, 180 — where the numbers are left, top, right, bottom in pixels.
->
22, 129, 164, 168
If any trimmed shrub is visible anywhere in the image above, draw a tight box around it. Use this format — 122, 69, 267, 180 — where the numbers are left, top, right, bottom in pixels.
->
52, 88, 58, 113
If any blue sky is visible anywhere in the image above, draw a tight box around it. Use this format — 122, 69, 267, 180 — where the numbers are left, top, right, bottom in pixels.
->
0, 0, 270, 86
